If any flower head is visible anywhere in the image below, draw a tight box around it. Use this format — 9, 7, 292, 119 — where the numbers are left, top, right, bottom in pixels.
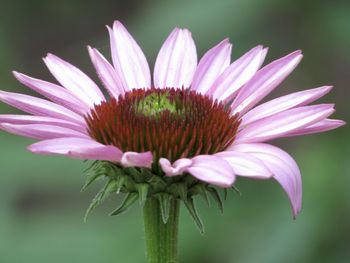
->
0, 21, 345, 220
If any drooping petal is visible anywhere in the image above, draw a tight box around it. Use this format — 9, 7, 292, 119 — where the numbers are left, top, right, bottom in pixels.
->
0, 91, 86, 125
43, 53, 105, 107
207, 46, 267, 101
229, 143, 302, 217
160, 155, 235, 187
153, 28, 197, 89
235, 104, 335, 144
215, 151, 272, 178
284, 119, 346, 137
0, 123, 88, 140
121, 151, 153, 168
0, 114, 87, 133
13, 71, 90, 115
88, 46, 124, 98
241, 86, 333, 127
231, 50, 303, 116
159, 158, 193, 176
186, 155, 235, 188
108, 21, 151, 91
28, 137, 123, 162
190, 39, 232, 94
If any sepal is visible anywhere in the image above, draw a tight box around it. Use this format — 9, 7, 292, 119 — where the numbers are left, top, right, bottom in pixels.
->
110, 192, 139, 216
155, 193, 173, 224
184, 197, 204, 234
82, 161, 238, 233
207, 187, 224, 214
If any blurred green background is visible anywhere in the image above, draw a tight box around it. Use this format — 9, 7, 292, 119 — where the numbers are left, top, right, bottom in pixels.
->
0, 0, 349, 262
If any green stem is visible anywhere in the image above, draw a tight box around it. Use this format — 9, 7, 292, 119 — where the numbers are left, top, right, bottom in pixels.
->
143, 197, 180, 263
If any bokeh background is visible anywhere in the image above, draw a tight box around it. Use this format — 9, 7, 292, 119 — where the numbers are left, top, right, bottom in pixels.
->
0, 0, 349, 262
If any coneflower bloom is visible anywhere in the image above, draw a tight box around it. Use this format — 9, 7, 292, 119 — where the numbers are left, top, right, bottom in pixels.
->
0, 21, 344, 218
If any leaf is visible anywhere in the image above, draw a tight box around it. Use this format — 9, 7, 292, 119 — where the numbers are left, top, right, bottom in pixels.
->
193, 184, 210, 207
169, 182, 187, 200
207, 187, 224, 214
115, 176, 127, 194
124, 167, 143, 183
81, 171, 106, 192
176, 183, 188, 200
84, 186, 106, 222
101, 179, 119, 200
84, 179, 119, 221
232, 185, 242, 196
83, 160, 99, 173
155, 193, 172, 224
110, 192, 139, 216
184, 197, 204, 234
140, 168, 154, 181
223, 188, 228, 201
149, 176, 167, 192
136, 183, 149, 205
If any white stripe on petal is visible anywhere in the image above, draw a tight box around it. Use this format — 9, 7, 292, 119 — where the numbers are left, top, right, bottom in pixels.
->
186, 155, 235, 187
229, 143, 302, 217
191, 39, 232, 94
13, 71, 90, 115
0, 91, 86, 125
153, 28, 197, 89
43, 53, 105, 107
0, 123, 88, 140
0, 114, 87, 133
235, 104, 335, 144
215, 151, 272, 178
231, 51, 303, 116
28, 137, 123, 162
208, 46, 267, 102
284, 119, 346, 137
241, 86, 333, 127
88, 46, 124, 98
108, 21, 151, 91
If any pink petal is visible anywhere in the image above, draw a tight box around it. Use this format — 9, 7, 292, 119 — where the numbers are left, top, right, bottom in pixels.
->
229, 143, 302, 217
28, 137, 123, 162
187, 155, 235, 187
0, 123, 88, 140
121, 151, 153, 168
207, 46, 267, 101
108, 21, 151, 91
231, 50, 303, 116
241, 86, 333, 127
160, 155, 235, 187
0, 91, 86, 125
284, 119, 346, 137
153, 28, 197, 89
215, 151, 272, 178
235, 104, 335, 144
88, 46, 124, 98
190, 39, 232, 94
43, 53, 105, 107
159, 158, 193, 176
0, 115, 87, 133
13, 71, 90, 115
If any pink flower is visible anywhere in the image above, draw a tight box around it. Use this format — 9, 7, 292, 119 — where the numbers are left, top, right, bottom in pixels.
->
0, 21, 344, 217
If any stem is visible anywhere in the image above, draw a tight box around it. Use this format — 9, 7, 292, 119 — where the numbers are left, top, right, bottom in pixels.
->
143, 197, 180, 263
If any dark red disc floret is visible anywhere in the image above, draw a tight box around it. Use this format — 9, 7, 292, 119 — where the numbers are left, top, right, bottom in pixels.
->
85, 88, 240, 162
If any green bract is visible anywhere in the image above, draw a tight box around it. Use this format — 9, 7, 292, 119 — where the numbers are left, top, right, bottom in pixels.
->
82, 161, 236, 234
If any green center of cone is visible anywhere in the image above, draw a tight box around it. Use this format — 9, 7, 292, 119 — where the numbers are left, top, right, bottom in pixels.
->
136, 92, 177, 117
